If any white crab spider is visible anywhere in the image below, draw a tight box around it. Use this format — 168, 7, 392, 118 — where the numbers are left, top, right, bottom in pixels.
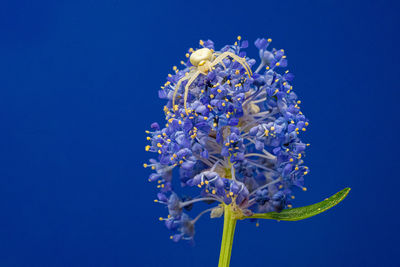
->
172, 47, 252, 115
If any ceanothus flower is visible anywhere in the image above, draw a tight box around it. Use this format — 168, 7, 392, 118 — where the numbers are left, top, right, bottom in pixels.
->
144, 36, 310, 242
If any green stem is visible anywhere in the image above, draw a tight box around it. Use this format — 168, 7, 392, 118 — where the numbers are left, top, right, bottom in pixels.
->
218, 205, 237, 267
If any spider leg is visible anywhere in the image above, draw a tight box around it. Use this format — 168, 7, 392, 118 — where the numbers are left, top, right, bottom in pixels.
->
210, 56, 231, 74
172, 76, 189, 108
211, 52, 226, 70
224, 52, 252, 76
183, 71, 201, 115
219, 59, 226, 70
211, 52, 252, 77
207, 56, 225, 72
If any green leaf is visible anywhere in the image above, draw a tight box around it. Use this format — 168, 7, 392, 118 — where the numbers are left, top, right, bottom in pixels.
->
244, 187, 351, 221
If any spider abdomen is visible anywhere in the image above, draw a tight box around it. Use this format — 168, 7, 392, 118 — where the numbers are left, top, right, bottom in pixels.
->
190, 48, 213, 67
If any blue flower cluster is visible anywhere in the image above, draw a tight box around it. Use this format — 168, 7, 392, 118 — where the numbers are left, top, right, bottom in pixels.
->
144, 37, 309, 242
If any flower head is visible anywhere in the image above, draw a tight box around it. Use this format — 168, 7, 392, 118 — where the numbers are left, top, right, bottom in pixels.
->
145, 37, 309, 242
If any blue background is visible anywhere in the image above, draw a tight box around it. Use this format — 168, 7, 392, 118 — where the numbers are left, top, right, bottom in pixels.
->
1, 0, 399, 266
